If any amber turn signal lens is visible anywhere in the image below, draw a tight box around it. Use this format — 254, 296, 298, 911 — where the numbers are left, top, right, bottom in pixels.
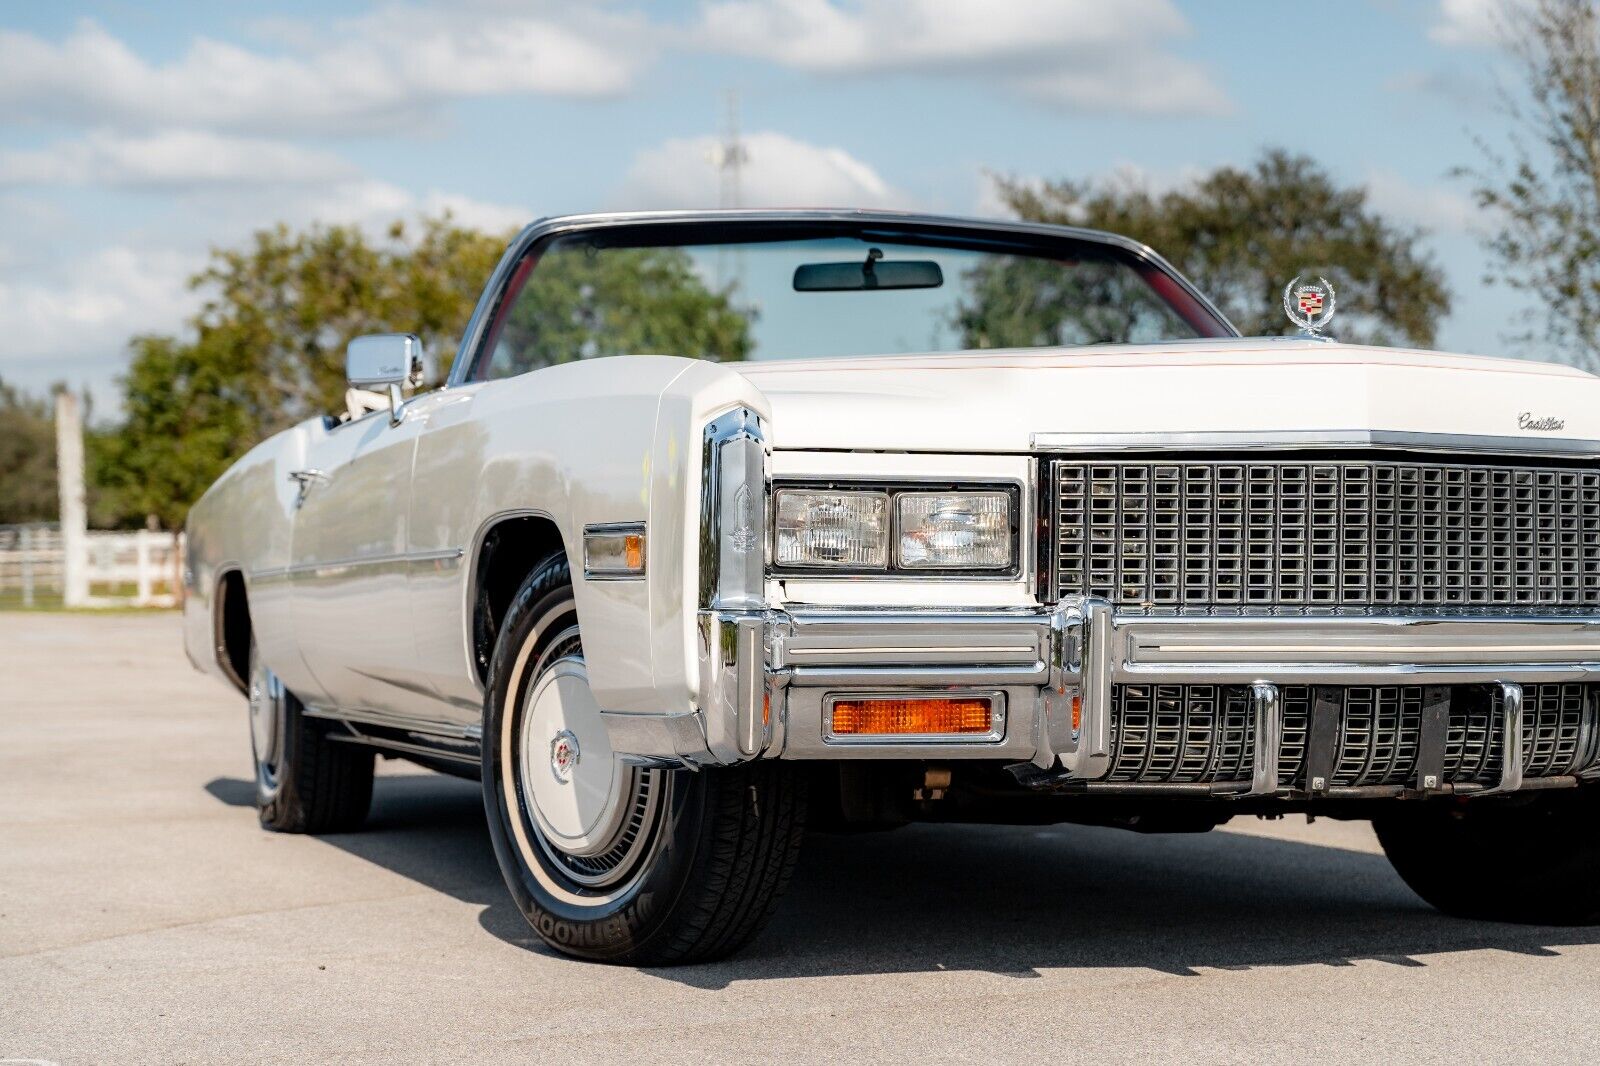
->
583, 526, 646, 576
830, 697, 993, 736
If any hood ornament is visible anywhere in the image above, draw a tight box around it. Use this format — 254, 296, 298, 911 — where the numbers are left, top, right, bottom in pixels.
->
1283, 275, 1337, 338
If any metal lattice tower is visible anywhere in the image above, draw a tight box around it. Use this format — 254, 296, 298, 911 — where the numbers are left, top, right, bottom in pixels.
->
707, 90, 749, 294
710, 89, 748, 209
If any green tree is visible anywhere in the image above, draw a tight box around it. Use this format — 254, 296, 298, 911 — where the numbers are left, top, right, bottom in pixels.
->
189, 215, 508, 424
0, 377, 59, 525
488, 241, 752, 376
90, 335, 257, 531
1463, 0, 1600, 369
985, 149, 1451, 346
94, 216, 510, 529
957, 252, 1202, 349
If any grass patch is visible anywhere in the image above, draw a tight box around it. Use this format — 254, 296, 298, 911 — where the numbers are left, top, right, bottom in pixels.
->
0, 586, 179, 612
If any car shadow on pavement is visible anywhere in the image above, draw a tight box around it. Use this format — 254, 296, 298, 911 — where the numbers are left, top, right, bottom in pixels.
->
205, 771, 1600, 987
206, 770, 542, 948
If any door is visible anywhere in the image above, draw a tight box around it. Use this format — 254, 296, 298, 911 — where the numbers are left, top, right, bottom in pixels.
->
287, 407, 436, 724
404, 384, 489, 730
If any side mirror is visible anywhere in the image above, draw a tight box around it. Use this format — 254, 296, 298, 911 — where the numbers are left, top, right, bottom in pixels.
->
346, 333, 430, 425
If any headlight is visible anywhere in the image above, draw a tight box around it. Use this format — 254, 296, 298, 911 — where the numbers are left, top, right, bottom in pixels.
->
773, 484, 1017, 573
775, 490, 889, 568
896, 491, 1012, 569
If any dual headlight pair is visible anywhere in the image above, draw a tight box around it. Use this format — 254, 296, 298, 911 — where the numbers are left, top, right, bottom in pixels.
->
773, 486, 1016, 573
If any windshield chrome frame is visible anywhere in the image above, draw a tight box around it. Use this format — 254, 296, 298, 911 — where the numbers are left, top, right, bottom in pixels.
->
444, 208, 1239, 389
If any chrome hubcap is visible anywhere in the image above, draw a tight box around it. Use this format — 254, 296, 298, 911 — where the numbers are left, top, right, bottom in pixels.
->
510, 624, 664, 891
518, 658, 629, 856
248, 653, 286, 786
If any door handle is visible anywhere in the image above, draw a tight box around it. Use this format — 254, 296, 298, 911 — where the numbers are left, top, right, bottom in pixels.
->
288, 468, 328, 507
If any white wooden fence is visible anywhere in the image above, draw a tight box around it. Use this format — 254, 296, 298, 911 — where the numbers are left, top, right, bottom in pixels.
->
0, 524, 183, 608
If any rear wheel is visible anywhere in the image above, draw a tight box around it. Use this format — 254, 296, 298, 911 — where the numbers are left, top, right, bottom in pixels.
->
248, 641, 374, 833
482, 558, 807, 965
1374, 788, 1600, 925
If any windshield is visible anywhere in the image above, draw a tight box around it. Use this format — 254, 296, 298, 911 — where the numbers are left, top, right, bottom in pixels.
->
472, 221, 1230, 381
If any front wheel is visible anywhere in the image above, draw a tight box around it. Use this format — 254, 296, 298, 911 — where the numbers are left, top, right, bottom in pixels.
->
1374, 787, 1600, 925
482, 558, 807, 965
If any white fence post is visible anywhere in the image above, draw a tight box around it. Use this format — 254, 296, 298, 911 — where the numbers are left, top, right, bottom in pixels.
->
55, 392, 89, 607
172, 531, 185, 608
134, 529, 154, 606
20, 525, 33, 608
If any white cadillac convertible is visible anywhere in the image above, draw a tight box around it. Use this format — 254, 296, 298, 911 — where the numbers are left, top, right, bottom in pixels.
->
184, 209, 1600, 964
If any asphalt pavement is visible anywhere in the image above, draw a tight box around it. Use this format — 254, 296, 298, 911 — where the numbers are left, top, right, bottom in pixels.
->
3, 611, 1598, 1064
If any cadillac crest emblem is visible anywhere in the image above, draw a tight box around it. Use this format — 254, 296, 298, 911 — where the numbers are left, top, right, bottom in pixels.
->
1283, 275, 1336, 336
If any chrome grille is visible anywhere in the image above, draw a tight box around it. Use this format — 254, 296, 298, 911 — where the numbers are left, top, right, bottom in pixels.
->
1106, 683, 1598, 787
1333, 686, 1423, 786
1054, 458, 1600, 611
1107, 685, 1253, 783
1486, 682, 1593, 780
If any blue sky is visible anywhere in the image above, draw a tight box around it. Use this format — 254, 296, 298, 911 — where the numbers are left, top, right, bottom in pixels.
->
0, 0, 1528, 406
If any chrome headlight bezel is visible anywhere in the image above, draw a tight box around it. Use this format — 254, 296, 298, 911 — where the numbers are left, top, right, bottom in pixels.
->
769, 480, 1022, 577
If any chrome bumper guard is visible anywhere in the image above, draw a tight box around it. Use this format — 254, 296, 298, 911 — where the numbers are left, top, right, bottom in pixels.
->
1076, 610, 1600, 797
636, 603, 1600, 795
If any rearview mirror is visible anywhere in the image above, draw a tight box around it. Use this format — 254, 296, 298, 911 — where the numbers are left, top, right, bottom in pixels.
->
346, 333, 430, 425
793, 248, 944, 292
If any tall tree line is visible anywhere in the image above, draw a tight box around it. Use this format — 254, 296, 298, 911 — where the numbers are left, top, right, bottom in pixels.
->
0, 380, 60, 526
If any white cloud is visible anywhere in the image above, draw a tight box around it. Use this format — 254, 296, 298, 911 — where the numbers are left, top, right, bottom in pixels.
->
974, 162, 1206, 219
702, 0, 1151, 69
0, 245, 200, 390
415, 191, 532, 235
0, 130, 357, 190
0, 8, 641, 136
615, 130, 899, 209
693, 0, 1230, 117
279, 179, 531, 234
1363, 170, 1477, 234
1384, 66, 1500, 111
1429, 0, 1520, 46
974, 172, 1039, 218
1016, 58, 1229, 117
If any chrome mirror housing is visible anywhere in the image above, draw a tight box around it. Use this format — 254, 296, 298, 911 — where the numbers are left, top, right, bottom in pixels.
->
346, 333, 430, 424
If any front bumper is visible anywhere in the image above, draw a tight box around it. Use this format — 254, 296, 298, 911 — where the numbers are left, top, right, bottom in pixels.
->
608, 602, 1600, 797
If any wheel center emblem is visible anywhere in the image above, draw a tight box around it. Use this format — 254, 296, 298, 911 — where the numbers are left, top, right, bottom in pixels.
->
550, 729, 580, 783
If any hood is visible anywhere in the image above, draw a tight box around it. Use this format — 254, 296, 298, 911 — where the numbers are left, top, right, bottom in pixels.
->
730, 338, 1600, 453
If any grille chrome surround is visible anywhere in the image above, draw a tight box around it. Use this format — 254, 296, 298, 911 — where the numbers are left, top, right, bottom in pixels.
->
1106, 682, 1599, 787
1053, 458, 1600, 612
